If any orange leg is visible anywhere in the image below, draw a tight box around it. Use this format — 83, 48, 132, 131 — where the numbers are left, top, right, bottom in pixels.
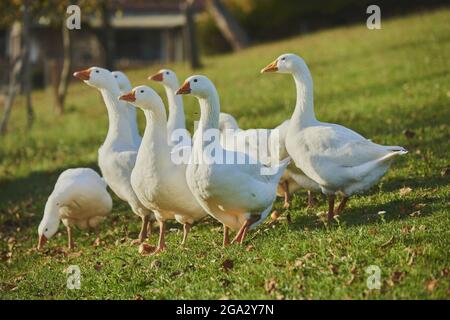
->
152, 220, 166, 255
181, 223, 191, 246
223, 225, 230, 247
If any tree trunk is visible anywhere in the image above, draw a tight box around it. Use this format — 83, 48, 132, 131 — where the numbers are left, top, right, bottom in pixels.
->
55, 22, 72, 114
100, 0, 115, 70
22, 0, 34, 128
206, 0, 250, 51
0, 22, 23, 135
183, 0, 201, 69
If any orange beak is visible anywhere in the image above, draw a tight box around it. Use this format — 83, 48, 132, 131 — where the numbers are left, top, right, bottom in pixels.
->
176, 81, 191, 95
261, 60, 279, 73
73, 69, 91, 80
37, 234, 47, 250
148, 72, 163, 82
119, 91, 136, 102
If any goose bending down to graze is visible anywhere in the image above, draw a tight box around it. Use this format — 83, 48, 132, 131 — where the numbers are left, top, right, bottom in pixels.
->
38, 168, 112, 250
112, 71, 141, 148
73, 67, 154, 243
176, 75, 290, 245
119, 86, 208, 254
148, 68, 240, 148
261, 53, 407, 221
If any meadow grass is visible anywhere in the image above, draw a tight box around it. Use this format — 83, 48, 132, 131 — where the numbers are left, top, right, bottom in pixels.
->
0, 9, 449, 299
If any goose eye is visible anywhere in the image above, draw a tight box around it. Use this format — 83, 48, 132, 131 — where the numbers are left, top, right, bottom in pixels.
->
193, 79, 198, 83
45, 228, 48, 232
95, 70, 99, 73
281, 57, 286, 61
140, 90, 144, 93
114, 75, 117, 78
166, 72, 169, 75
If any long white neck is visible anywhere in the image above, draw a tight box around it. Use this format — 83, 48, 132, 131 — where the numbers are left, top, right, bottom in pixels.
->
195, 89, 221, 149
139, 103, 171, 166
121, 83, 141, 146
289, 62, 317, 130
164, 84, 186, 135
100, 86, 136, 149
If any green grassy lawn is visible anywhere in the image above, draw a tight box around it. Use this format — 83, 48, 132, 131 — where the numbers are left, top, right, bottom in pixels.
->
0, 9, 449, 299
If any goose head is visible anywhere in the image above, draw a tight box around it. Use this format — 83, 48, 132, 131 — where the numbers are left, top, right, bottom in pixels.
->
261, 53, 304, 74
73, 67, 116, 90
176, 75, 214, 99
148, 69, 179, 90
119, 85, 164, 112
37, 199, 60, 250
112, 71, 132, 92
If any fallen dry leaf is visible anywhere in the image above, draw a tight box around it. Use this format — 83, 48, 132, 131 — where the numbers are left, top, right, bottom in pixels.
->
391, 271, 406, 284
381, 235, 395, 248
246, 245, 254, 252
270, 210, 280, 221
329, 264, 339, 275
222, 259, 234, 272
425, 279, 438, 292
441, 267, 449, 277
265, 278, 277, 294
399, 187, 413, 197
403, 129, 415, 139
135, 294, 144, 300
94, 262, 103, 271
138, 243, 156, 256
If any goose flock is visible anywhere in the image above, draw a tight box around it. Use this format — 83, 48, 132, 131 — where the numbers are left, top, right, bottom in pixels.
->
37, 53, 407, 253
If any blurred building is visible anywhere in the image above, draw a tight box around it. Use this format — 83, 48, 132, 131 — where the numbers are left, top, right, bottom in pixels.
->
0, 1, 204, 89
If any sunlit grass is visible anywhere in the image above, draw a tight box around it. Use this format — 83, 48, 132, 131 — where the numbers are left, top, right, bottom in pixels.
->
0, 9, 449, 299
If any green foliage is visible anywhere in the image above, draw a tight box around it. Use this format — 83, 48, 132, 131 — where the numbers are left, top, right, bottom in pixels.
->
0, 9, 449, 299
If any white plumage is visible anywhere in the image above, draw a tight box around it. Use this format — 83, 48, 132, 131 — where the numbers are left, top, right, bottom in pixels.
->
119, 85, 208, 253
38, 168, 112, 249
73, 67, 154, 243
262, 53, 407, 220
177, 75, 290, 245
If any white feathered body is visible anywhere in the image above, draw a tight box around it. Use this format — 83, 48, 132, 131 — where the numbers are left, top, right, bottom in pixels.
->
48, 168, 112, 229
286, 122, 407, 196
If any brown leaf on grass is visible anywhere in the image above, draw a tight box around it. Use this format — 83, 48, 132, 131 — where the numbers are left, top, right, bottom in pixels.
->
92, 237, 101, 247
246, 245, 254, 252
346, 274, 355, 285
270, 210, 280, 221
410, 210, 421, 217
441, 166, 450, 177
135, 294, 144, 300
391, 271, 406, 284
425, 279, 438, 292
294, 259, 304, 269
328, 264, 339, 275
139, 243, 156, 256
67, 251, 82, 258
441, 267, 449, 277
222, 259, 234, 272
399, 187, 412, 197
351, 265, 357, 274
403, 129, 415, 139
94, 262, 103, 271
170, 271, 183, 278
264, 278, 277, 294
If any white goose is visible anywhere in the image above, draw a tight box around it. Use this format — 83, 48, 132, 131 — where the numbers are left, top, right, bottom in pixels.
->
73, 67, 154, 243
38, 168, 112, 250
261, 53, 407, 220
176, 75, 290, 245
119, 85, 208, 253
112, 71, 141, 148
148, 69, 240, 145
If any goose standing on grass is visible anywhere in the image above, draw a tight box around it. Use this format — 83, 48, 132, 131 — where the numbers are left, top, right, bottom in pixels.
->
73, 67, 154, 243
37, 168, 112, 250
261, 53, 407, 221
119, 86, 208, 253
148, 69, 240, 146
149, 69, 316, 210
112, 71, 141, 148
176, 75, 290, 245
